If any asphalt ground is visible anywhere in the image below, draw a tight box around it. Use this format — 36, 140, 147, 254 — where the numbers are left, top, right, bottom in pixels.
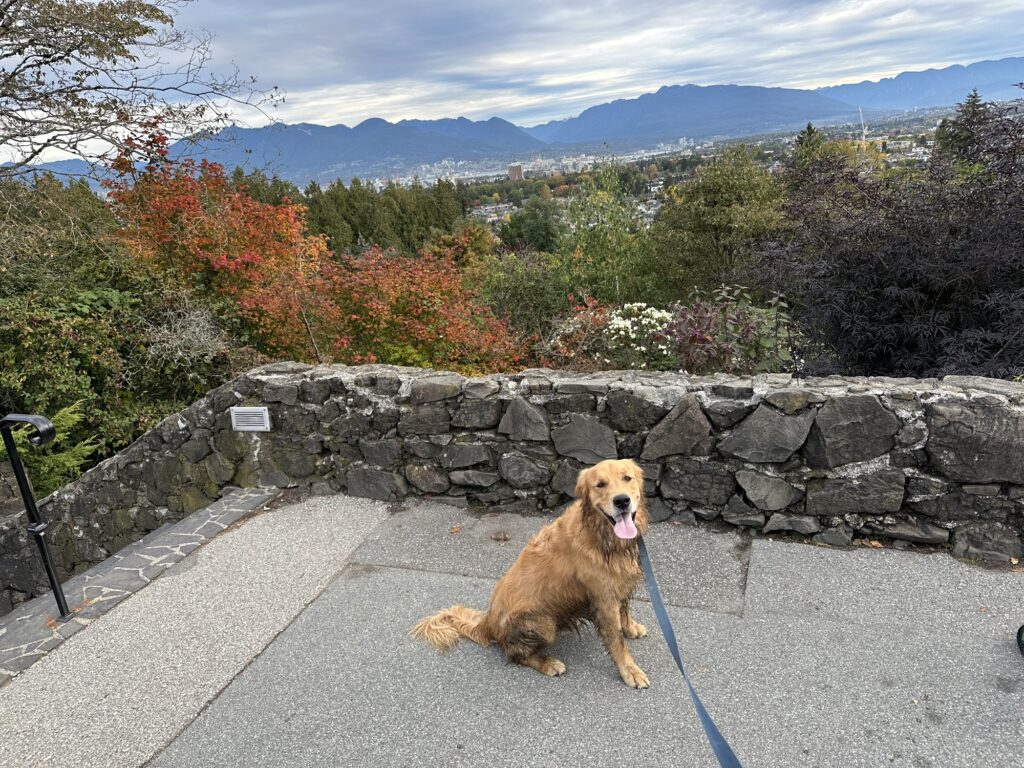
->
2, 496, 1021, 767
0, 495, 391, 767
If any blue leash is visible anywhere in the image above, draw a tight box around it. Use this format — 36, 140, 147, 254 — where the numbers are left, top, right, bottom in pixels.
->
637, 535, 743, 768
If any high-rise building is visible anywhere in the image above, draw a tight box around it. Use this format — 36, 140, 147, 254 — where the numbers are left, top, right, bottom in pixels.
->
507, 164, 524, 181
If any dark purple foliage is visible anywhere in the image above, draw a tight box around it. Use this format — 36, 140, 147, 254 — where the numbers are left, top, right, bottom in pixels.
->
757, 91, 1024, 379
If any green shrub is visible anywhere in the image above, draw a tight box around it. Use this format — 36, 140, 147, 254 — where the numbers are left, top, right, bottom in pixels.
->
469, 250, 575, 340
0, 297, 125, 443
0, 176, 242, 480
0, 403, 97, 497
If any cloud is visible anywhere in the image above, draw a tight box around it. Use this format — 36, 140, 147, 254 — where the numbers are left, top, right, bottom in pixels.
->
178, 0, 1024, 126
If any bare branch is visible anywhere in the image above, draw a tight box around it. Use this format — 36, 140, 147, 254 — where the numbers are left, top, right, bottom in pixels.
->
0, 0, 281, 183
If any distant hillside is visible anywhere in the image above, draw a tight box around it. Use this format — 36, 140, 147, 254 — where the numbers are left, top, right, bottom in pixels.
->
398, 117, 544, 152
524, 84, 861, 145
164, 117, 545, 185
817, 57, 1024, 110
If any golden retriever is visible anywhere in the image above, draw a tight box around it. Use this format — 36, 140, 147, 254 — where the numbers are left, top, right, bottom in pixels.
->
411, 458, 651, 688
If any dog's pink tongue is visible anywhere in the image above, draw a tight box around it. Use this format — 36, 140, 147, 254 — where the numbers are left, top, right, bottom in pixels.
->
613, 514, 638, 540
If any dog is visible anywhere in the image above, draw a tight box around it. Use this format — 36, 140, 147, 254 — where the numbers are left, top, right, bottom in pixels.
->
411, 458, 651, 688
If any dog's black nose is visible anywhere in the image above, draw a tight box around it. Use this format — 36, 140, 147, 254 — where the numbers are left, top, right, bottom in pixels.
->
613, 494, 631, 510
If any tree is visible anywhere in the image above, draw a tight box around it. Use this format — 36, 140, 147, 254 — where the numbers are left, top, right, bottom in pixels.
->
795, 122, 823, 151
0, 0, 277, 180
0, 173, 245, 468
229, 167, 302, 205
498, 196, 565, 252
793, 122, 825, 168
792, 123, 884, 174
302, 176, 464, 256
757, 91, 1024, 379
561, 165, 659, 305
430, 178, 463, 230
651, 146, 786, 294
935, 89, 989, 163
304, 181, 355, 252
107, 149, 330, 361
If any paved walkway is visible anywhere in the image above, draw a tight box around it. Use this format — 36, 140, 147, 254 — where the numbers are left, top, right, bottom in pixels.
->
1, 495, 1021, 767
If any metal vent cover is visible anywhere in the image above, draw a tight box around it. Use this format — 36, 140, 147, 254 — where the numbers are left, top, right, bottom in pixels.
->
229, 406, 272, 432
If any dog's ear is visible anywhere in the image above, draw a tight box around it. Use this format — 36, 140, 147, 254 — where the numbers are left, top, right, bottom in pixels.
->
574, 466, 591, 501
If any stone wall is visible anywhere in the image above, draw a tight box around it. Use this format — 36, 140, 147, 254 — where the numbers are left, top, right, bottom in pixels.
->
3, 363, 1023, 615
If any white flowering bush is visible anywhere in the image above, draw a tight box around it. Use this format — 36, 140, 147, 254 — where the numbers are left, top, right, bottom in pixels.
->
541, 298, 673, 371
541, 293, 799, 373
597, 303, 674, 369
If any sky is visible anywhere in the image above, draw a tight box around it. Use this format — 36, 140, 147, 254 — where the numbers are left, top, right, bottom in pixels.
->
138, 1, 1024, 128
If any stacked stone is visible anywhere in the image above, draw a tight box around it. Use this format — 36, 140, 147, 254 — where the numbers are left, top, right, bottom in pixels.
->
3, 364, 1023, 616
0, 462, 35, 613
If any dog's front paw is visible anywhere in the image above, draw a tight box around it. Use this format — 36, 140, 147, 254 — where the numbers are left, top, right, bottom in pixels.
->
541, 658, 566, 677
620, 664, 650, 689
623, 621, 647, 639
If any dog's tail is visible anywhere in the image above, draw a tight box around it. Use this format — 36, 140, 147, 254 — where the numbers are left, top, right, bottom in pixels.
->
410, 605, 491, 651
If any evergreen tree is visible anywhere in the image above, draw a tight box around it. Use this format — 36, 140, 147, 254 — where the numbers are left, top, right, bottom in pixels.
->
229, 168, 302, 205
304, 181, 354, 252
935, 89, 991, 164
793, 122, 825, 167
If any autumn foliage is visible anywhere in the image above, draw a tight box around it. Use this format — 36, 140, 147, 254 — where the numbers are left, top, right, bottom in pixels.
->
320, 247, 527, 371
108, 147, 526, 371
107, 149, 328, 359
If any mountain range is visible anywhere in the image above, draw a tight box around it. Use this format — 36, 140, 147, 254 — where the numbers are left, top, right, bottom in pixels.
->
34, 56, 1024, 185
817, 57, 1023, 110
523, 84, 858, 144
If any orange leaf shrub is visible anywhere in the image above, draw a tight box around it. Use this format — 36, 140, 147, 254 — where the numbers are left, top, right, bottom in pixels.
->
319, 247, 528, 373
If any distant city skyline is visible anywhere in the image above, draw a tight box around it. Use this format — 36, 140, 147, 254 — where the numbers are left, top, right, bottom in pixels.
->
179, 0, 1024, 127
